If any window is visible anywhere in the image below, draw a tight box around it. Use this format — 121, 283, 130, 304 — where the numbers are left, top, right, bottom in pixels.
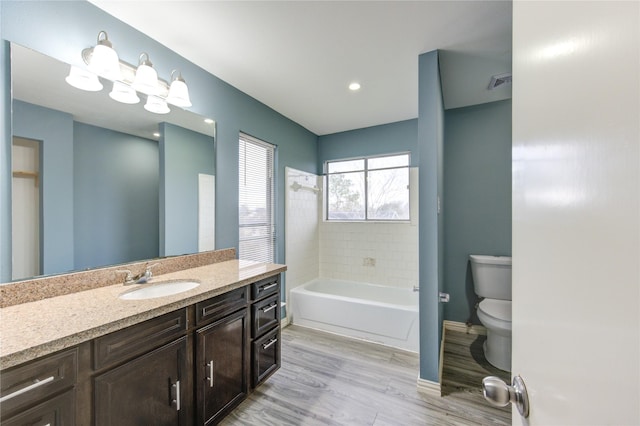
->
238, 133, 276, 263
326, 153, 410, 221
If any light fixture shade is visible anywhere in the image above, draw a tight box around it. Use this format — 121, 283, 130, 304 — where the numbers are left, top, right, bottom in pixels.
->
109, 81, 140, 104
166, 71, 192, 107
65, 66, 103, 91
86, 31, 122, 81
132, 53, 159, 95
144, 95, 170, 114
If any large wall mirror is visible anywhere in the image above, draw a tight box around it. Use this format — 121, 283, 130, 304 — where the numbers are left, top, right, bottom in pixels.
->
7, 43, 216, 282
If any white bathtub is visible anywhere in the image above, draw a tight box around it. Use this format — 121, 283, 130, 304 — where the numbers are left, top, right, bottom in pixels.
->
290, 278, 419, 352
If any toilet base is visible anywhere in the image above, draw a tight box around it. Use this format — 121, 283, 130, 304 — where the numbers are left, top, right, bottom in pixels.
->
483, 331, 511, 372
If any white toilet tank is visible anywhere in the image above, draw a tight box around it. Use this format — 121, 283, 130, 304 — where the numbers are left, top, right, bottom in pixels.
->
469, 255, 512, 300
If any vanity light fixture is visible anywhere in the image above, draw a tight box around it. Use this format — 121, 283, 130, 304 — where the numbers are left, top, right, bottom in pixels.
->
144, 95, 170, 114
109, 81, 140, 104
132, 53, 159, 96
166, 70, 192, 107
67, 30, 195, 115
83, 31, 122, 81
65, 66, 103, 91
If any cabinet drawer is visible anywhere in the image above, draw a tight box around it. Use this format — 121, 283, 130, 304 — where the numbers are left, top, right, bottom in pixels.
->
195, 287, 247, 326
0, 348, 77, 419
251, 294, 279, 338
252, 327, 280, 388
251, 275, 280, 301
1, 389, 75, 426
93, 309, 187, 370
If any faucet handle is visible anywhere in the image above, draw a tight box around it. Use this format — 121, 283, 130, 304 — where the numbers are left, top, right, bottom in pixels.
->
143, 263, 160, 280
116, 269, 134, 284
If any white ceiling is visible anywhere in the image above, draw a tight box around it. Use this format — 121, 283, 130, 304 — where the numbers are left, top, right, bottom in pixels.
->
88, 1, 513, 136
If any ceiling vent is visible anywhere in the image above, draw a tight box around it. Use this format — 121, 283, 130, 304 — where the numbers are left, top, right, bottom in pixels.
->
488, 72, 512, 90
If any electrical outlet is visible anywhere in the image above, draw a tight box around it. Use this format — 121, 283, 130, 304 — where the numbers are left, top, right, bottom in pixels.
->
363, 257, 376, 267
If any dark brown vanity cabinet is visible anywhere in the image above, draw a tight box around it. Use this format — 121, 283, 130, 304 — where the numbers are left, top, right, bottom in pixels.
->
1, 273, 282, 425
0, 348, 77, 425
92, 309, 192, 426
195, 287, 248, 425
250, 275, 281, 388
94, 337, 190, 426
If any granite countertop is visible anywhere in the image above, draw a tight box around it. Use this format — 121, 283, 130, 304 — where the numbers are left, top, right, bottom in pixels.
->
0, 259, 286, 369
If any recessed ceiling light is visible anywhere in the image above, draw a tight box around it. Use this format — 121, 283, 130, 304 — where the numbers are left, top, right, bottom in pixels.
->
204, 118, 214, 124
348, 82, 361, 91
153, 132, 161, 138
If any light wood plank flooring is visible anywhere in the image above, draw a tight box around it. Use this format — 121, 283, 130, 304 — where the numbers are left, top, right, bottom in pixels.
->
221, 325, 511, 425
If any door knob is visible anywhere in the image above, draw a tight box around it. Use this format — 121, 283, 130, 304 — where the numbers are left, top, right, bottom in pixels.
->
482, 375, 530, 418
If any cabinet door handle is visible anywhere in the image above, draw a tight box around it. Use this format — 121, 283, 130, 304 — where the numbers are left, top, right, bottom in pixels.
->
262, 338, 278, 350
206, 360, 214, 388
260, 283, 278, 292
171, 380, 181, 411
261, 303, 278, 313
0, 375, 54, 403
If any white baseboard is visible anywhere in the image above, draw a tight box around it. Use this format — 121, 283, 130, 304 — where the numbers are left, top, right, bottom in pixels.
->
443, 320, 486, 335
416, 377, 441, 397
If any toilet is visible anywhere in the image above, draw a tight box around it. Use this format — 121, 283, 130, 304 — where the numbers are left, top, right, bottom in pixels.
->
469, 255, 512, 371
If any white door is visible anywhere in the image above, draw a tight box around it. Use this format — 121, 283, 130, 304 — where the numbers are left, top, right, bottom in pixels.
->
511, 1, 639, 425
12, 137, 40, 280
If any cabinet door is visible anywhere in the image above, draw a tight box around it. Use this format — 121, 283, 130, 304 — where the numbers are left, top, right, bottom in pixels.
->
196, 308, 248, 425
94, 337, 188, 426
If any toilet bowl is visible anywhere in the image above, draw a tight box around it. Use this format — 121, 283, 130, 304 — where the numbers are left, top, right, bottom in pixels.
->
469, 255, 512, 371
477, 298, 511, 371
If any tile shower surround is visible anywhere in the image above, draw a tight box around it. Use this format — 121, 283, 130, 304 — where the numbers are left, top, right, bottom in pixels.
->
285, 168, 419, 290
319, 221, 419, 288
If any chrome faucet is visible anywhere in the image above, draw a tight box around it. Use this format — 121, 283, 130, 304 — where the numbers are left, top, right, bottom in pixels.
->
117, 263, 159, 285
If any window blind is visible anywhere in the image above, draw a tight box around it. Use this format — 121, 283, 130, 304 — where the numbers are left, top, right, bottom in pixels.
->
238, 133, 275, 263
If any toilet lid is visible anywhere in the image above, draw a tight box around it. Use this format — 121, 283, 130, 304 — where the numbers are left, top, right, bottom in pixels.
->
479, 299, 512, 322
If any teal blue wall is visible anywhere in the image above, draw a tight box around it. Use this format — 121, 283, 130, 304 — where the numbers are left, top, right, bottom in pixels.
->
12, 100, 75, 276
443, 99, 512, 323
317, 119, 418, 167
74, 122, 159, 269
418, 50, 444, 382
0, 0, 318, 282
160, 123, 214, 256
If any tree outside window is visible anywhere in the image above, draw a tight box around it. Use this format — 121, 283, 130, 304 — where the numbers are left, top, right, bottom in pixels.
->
326, 153, 410, 221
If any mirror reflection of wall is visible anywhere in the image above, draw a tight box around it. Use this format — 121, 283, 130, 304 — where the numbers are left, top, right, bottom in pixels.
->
4, 43, 216, 283
11, 137, 41, 280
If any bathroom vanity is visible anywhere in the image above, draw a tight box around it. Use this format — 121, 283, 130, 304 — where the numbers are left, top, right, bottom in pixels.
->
0, 251, 285, 425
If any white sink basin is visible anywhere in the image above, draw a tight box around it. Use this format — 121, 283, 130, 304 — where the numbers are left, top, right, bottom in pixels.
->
119, 281, 200, 300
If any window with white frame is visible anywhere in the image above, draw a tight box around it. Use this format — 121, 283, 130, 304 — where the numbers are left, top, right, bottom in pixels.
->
238, 133, 276, 263
325, 153, 410, 221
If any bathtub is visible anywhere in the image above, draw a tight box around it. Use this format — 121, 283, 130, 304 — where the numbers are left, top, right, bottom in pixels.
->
290, 278, 419, 352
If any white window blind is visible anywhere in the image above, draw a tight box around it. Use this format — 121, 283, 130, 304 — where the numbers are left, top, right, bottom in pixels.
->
238, 133, 275, 263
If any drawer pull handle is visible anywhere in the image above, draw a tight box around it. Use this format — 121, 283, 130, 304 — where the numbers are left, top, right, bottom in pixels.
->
262, 338, 278, 350
0, 376, 54, 403
171, 380, 181, 411
261, 303, 278, 313
206, 360, 214, 388
259, 283, 278, 292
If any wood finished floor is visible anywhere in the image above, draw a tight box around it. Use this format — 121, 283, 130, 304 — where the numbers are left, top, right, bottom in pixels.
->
221, 325, 511, 425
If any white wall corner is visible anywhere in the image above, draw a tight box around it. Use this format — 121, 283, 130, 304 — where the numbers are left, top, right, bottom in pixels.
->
281, 316, 291, 329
